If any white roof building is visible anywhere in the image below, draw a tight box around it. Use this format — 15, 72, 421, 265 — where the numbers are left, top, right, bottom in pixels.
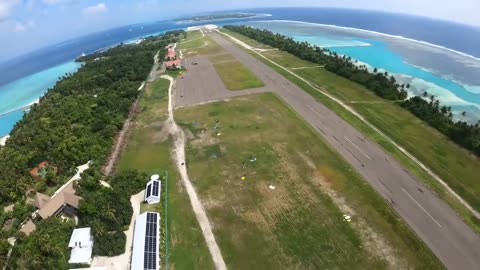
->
68, 227, 94, 265
145, 175, 161, 204
131, 212, 160, 270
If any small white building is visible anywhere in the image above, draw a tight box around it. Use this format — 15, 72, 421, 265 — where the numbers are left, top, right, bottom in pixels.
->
131, 212, 160, 270
68, 227, 94, 265
145, 175, 161, 204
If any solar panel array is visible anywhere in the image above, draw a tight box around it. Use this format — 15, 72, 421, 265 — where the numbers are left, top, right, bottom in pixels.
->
152, 181, 160, 197
144, 212, 158, 270
146, 184, 152, 198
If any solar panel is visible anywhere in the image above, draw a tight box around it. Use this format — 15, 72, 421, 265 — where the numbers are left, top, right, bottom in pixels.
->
152, 181, 159, 197
146, 183, 152, 198
143, 212, 158, 269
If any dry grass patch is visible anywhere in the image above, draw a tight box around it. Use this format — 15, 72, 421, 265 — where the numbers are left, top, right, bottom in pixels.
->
175, 93, 441, 269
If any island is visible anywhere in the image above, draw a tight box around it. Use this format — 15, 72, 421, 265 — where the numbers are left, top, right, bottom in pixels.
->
175, 13, 257, 23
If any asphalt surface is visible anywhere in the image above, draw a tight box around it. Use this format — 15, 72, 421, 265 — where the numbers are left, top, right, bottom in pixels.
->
176, 32, 480, 270
175, 55, 267, 108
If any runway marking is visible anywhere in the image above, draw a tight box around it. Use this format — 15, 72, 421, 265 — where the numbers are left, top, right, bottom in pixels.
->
307, 105, 324, 119
280, 84, 294, 94
376, 177, 392, 193
316, 126, 326, 135
344, 136, 372, 160
402, 188, 442, 228
345, 148, 364, 167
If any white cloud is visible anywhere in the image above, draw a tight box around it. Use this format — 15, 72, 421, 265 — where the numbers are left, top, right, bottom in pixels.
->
14, 19, 35, 32
26, 0, 36, 10
42, 0, 66, 4
83, 3, 107, 15
0, 0, 20, 21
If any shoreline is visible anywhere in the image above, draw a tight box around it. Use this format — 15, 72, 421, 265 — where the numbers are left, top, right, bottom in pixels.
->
254, 20, 480, 62
0, 98, 39, 118
0, 99, 40, 144
0, 135, 10, 146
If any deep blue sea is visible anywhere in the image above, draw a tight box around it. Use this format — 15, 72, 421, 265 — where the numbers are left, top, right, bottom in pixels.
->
1, 7, 480, 136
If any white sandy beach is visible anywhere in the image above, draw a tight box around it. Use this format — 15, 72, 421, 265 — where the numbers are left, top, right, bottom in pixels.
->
0, 98, 40, 146
0, 135, 10, 146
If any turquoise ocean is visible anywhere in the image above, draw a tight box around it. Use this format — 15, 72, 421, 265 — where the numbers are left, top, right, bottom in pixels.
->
0, 61, 81, 136
1, 8, 480, 137
245, 20, 480, 123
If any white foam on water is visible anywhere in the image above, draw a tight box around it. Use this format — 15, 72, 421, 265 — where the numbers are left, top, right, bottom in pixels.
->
251, 20, 480, 63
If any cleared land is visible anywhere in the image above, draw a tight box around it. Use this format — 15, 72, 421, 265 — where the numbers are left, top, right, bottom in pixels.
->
213, 60, 264, 90
175, 93, 442, 269
180, 30, 266, 91
117, 79, 215, 269
178, 33, 222, 56
221, 28, 480, 231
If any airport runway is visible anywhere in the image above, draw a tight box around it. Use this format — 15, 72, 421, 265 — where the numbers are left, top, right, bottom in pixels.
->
176, 32, 480, 270
175, 55, 268, 108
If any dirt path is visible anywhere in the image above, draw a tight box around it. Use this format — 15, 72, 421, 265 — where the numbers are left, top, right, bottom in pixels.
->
103, 99, 138, 176
161, 75, 228, 270
103, 50, 161, 176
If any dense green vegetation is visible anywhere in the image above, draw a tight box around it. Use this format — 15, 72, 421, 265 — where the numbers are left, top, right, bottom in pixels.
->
78, 169, 147, 256
0, 30, 182, 204
224, 25, 480, 158
402, 95, 480, 156
7, 218, 74, 269
0, 30, 185, 269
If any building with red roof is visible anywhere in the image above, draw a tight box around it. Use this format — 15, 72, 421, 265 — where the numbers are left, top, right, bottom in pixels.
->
30, 161, 58, 179
166, 60, 182, 69
165, 48, 176, 61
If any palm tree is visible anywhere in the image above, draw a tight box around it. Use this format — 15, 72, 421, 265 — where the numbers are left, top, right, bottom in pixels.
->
103, 203, 119, 224
91, 219, 107, 238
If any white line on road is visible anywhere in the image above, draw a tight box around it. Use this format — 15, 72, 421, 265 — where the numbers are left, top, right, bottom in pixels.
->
402, 188, 442, 228
280, 84, 294, 94
307, 105, 324, 119
344, 136, 371, 160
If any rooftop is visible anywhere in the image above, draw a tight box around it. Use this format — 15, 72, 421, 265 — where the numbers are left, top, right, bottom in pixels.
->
68, 227, 93, 248
131, 212, 160, 270
19, 220, 37, 236
68, 227, 93, 264
165, 59, 182, 68
36, 181, 81, 219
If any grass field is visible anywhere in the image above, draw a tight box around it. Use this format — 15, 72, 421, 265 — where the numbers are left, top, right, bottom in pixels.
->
175, 93, 442, 270
213, 61, 264, 90
220, 28, 480, 232
178, 32, 223, 56
117, 78, 215, 270
179, 31, 264, 91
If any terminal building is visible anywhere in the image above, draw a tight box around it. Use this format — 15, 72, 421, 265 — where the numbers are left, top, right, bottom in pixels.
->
131, 212, 160, 270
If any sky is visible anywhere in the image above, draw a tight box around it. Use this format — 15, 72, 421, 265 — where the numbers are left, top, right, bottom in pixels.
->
0, 0, 479, 61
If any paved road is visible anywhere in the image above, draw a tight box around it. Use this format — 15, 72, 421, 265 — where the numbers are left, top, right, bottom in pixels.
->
177, 31, 480, 269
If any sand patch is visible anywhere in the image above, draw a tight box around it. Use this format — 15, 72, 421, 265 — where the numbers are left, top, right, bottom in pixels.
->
313, 168, 406, 269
